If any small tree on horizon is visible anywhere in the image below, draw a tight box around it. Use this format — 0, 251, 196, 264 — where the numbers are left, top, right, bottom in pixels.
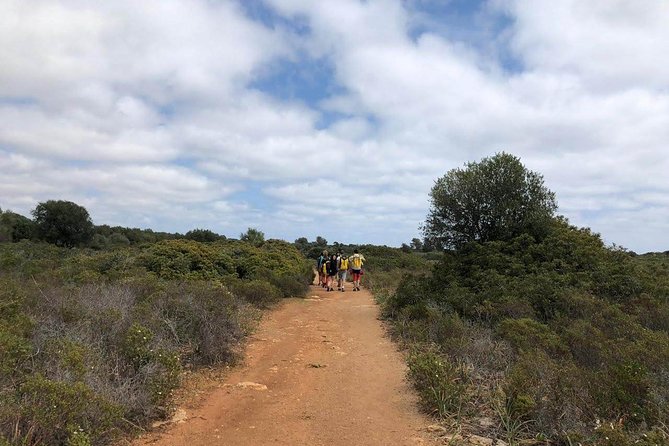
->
186, 228, 223, 242
410, 238, 423, 251
32, 200, 94, 247
423, 152, 557, 249
240, 227, 265, 247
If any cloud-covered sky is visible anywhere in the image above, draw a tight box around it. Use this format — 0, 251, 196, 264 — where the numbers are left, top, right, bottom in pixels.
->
1, 0, 668, 253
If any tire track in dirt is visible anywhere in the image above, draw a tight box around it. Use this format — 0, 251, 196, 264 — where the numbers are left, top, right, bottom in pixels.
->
133, 285, 439, 446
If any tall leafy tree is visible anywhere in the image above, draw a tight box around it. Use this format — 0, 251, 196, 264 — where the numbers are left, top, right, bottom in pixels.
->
32, 200, 94, 247
423, 152, 557, 249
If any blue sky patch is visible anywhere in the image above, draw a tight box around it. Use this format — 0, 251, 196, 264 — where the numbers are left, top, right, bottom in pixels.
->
240, 0, 310, 35
249, 54, 345, 108
231, 181, 277, 213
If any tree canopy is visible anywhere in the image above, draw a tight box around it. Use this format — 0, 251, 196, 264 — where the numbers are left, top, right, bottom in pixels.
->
185, 228, 224, 242
423, 152, 557, 249
32, 200, 94, 247
0, 209, 35, 242
240, 227, 265, 247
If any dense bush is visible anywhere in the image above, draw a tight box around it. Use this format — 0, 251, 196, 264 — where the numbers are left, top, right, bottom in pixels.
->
185, 228, 224, 242
381, 218, 669, 444
0, 236, 311, 445
32, 200, 94, 248
0, 209, 35, 242
140, 239, 235, 280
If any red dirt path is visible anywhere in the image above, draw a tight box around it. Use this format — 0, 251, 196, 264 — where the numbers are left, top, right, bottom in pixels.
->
133, 284, 439, 446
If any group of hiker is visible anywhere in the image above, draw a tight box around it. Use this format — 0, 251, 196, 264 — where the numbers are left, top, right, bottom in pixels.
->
316, 249, 366, 292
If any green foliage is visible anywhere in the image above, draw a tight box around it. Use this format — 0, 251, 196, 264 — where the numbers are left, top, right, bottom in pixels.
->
94, 224, 179, 245
240, 227, 265, 247
407, 347, 469, 418
141, 239, 234, 280
185, 228, 224, 242
221, 239, 312, 295
226, 279, 282, 308
17, 375, 123, 445
0, 282, 33, 380
382, 216, 669, 442
423, 152, 557, 249
497, 318, 568, 357
32, 200, 94, 248
410, 238, 423, 251
0, 234, 311, 445
0, 210, 35, 242
108, 232, 130, 246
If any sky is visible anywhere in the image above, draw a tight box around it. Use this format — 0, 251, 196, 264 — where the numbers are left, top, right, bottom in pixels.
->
1, 0, 668, 253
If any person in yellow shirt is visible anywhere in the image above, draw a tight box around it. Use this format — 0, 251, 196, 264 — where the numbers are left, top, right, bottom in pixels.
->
348, 249, 366, 291
317, 250, 328, 287
337, 252, 348, 292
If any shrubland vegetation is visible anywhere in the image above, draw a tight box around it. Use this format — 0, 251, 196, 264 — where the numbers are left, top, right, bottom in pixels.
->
377, 154, 669, 445
0, 205, 311, 446
4, 152, 669, 446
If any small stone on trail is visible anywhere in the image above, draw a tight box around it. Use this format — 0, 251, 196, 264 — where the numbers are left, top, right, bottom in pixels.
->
307, 363, 326, 368
426, 424, 447, 433
476, 417, 495, 428
151, 408, 188, 428
227, 381, 268, 391
468, 434, 494, 446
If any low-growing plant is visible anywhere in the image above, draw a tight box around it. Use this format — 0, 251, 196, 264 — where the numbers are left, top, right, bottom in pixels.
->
407, 347, 470, 418
17, 375, 123, 445
493, 387, 534, 446
226, 279, 282, 308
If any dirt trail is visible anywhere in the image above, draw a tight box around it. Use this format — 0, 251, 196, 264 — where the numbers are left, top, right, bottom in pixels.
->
134, 285, 439, 446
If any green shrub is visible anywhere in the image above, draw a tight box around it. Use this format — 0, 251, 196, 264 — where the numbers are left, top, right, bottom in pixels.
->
596, 360, 653, 424
0, 281, 33, 380
498, 317, 569, 357
17, 375, 123, 445
407, 347, 470, 418
267, 271, 312, 298
381, 217, 669, 442
147, 282, 255, 366
228, 279, 282, 308
141, 240, 234, 280
383, 274, 430, 319
123, 323, 156, 369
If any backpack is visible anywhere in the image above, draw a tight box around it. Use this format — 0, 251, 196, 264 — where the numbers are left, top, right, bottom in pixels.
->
340, 257, 349, 270
350, 254, 363, 270
328, 257, 338, 274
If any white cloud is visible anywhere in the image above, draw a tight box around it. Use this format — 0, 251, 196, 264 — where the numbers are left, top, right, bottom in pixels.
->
497, 0, 669, 92
1, 0, 668, 252
258, 0, 669, 251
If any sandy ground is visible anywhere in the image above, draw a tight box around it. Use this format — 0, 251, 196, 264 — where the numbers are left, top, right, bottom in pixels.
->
133, 284, 439, 446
